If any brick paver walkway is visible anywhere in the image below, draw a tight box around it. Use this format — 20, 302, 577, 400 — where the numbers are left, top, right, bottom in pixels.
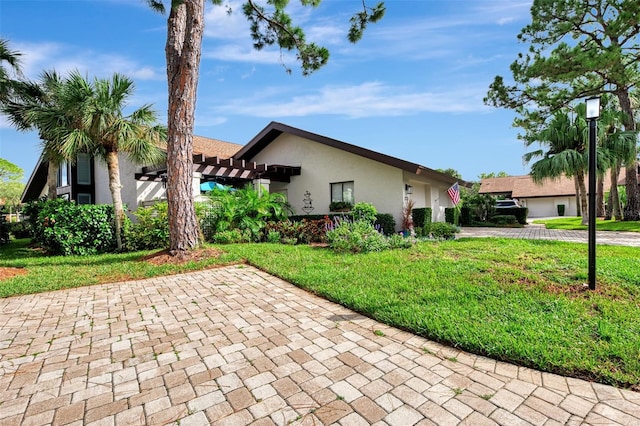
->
1, 266, 638, 425
459, 225, 640, 247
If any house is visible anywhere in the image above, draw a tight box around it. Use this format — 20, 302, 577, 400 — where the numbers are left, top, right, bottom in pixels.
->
22, 122, 463, 230
479, 174, 620, 217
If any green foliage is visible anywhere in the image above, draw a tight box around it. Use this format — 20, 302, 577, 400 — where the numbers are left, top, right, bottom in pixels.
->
202, 186, 289, 242
326, 219, 390, 253
351, 202, 377, 224
436, 168, 462, 179
22, 198, 116, 255
460, 206, 473, 226
412, 208, 432, 229
123, 202, 170, 251
444, 208, 459, 225
374, 213, 396, 236
0, 158, 24, 208
428, 222, 459, 240
494, 207, 528, 225
464, 193, 495, 223
0, 209, 10, 244
213, 229, 252, 244
329, 201, 352, 212
263, 217, 331, 244
8, 221, 29, 239
491, 215, 518, 225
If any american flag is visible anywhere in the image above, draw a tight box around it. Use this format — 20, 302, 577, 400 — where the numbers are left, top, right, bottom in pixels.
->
447, 182, 460, 206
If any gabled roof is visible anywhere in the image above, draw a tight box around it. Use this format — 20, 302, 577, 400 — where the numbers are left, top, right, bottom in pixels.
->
192, 136, 242, 159
234, 121, 463, 186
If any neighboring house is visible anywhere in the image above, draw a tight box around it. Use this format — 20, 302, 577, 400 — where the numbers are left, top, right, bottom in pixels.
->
22, 122, 463, 230
479, 174, 619, 217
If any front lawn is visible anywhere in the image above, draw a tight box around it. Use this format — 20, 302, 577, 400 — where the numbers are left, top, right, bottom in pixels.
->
534, 217, 640, 232
1, 237, 638, 389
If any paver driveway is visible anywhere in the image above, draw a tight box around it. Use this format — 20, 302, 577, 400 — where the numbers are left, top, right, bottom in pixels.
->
1, 265, 639, 425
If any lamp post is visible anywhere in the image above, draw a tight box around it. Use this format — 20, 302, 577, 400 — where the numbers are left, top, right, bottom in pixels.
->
586, 96, 600, 290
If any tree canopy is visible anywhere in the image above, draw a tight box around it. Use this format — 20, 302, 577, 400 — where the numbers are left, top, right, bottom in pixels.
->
485, 0, 640, 219
0, 158, 24, 208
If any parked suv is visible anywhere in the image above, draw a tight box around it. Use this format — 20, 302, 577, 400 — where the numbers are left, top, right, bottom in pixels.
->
495, 199, 521, 209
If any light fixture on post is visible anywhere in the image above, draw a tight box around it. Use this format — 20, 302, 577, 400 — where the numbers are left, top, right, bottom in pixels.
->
585, 96, 600, 291
405, 184, 413, 195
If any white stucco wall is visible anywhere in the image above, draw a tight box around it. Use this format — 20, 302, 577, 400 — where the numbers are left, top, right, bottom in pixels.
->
248, 134, 407, 228
520, 196, 577, 217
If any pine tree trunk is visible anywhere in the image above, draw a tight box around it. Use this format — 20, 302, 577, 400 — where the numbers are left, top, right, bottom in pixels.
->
576, 170, 588, 225
617, 89, 640, 220
165, 0, 204, 256
596, 176, 604, 217
47, 159, 58, 200
105, 150, 124, 251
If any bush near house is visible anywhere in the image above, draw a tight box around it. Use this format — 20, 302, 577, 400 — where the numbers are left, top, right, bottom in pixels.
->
22, 198, 117, 255
495, 207, 528, 225
123, 202, 170, 251
412, 207, 432, 231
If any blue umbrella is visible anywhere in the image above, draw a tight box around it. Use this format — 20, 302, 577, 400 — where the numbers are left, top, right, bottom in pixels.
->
200, 181, 233, 192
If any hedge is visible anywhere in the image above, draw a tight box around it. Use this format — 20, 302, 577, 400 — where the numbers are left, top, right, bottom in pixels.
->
494, 207, 528, 224
412, 208, 432, 229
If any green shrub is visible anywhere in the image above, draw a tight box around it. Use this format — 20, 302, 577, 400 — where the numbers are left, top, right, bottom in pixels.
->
492, 215, 518, 225
214, 229, 252, 244
444, 208, 459, 225
412, 208, 432, 229
8, 221, 30, 239
22, 198, 117, 255
202, 185, 289, 242
329, 201, 352, 212
387, 233, 413, 249
429, 222, 459, 240
266, 230, 281, 243
326, 219, 389, 253
352, 202, 377, 224
493, 207, 528, 224
123, 202, 170, 251
374, 213, 396, 235
0, 211, 9, 245
460, 206, 473, 226
263, 217, 331, 244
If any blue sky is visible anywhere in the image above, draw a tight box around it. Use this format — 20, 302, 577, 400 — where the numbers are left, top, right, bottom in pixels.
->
1, 0, 534, 183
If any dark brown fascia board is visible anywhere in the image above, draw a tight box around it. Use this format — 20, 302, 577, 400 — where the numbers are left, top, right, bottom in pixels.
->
234, 121, 464, 186
21, 154, 48, 203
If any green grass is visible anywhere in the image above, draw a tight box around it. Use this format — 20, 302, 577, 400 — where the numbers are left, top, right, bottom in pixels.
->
533, 217, 640, 232
0, 239, 242, 298
1, 237, 639, 389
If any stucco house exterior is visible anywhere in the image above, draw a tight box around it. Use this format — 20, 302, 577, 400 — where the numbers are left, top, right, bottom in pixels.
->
479, 174, 619, 217
22, 122, 462, 230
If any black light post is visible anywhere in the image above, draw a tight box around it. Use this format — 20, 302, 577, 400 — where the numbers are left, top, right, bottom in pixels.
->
586, 96, 600, 290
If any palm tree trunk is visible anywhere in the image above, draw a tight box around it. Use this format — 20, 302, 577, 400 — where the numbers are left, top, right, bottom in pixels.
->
105, 150, 124, 251
610, 165, 623, 221
596, 176, 605, 217
165, 0, 203, 256
46, 158, 58, 200
576, 170, 588, 225
574, 177, 581, 217
616, 89, 640, 221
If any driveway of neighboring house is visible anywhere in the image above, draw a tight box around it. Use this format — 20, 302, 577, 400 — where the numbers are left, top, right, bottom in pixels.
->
459, 223, 640, 247
1, 265, 638, 425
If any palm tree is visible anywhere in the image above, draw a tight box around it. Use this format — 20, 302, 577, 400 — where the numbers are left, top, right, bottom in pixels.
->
2, 71, 67, 200
56, 72, 167, 250
0, 38, 22, 102
598, 96, 637, 221
524, 104, 603, 225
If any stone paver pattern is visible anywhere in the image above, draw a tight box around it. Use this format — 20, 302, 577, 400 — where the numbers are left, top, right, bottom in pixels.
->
1, 265, 639, 425
459, 224, 640, 247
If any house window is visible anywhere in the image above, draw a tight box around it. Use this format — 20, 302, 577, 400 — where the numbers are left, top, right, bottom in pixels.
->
331, 181, 354, 204
77, 193, 92, 205
76, 153, 91, 185
57, 162, 69, 187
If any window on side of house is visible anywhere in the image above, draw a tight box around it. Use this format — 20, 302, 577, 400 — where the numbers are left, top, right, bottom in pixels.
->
76, 193, 92, 205
331, 181, 354, 204
57, 162, 69, 187
76, 153, 91, 185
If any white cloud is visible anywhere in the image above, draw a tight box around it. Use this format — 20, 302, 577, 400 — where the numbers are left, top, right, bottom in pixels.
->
212, 81, 490, 119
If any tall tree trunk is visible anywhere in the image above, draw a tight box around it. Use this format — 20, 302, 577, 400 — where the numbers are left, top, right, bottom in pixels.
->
604, 190, 612, 220
610, 165, 623, 221
616, 89, 639, 221
574, 177, 581, 217
576, 170, 588, 225
105, 150, 124, 251
46, 158, 58, 200
596, 175, 604, 217
165, 0, 204, 256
